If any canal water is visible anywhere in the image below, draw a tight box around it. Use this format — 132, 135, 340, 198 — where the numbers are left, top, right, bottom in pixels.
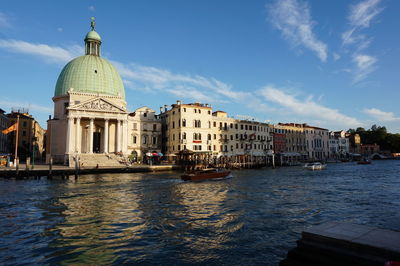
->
0, 160, 399, 265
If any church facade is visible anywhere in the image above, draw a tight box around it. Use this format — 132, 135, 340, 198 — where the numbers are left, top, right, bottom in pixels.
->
46, 21, 161, 166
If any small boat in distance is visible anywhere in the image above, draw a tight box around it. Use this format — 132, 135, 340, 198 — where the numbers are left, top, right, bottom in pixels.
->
357, 159, 372, 165
181, 168, 231, 181
303, 162, 327, 170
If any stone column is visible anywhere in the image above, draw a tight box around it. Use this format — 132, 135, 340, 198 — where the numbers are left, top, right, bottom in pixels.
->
89, 118, 94, 154
65, 117, 74, 154
75, 117, 81, 153
104, 119, 109, 153
122, 119, 128, 153
116, 119, 121, 152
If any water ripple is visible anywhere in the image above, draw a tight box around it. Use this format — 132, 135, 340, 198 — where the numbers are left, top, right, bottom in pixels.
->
0, 161, 399, 265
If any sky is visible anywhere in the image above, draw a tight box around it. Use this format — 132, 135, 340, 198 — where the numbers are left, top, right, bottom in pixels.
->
0, 0, 399, 132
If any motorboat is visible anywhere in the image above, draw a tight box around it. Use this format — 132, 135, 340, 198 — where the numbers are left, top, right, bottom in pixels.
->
181, 168, 231, 181
303, 162, 327, 170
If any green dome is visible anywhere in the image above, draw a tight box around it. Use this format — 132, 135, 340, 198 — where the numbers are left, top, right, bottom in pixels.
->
85, 30, 101, 42
55, 55, 125, 98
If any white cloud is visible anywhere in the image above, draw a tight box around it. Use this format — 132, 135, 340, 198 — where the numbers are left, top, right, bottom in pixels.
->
111, 60, 246, 104
342, 0, 383, 82
333, 52, 341, 61
343, 0, 383, 44
0, 39, 82, 63
266, 0, 328, 62
363, 108, 400, 122
88, 6, 96, 12
352, 54, 377, 82
258, 86, 361, 127
342, 0, 382, 46
0, 12, 11, 28
0, 100, 52, 113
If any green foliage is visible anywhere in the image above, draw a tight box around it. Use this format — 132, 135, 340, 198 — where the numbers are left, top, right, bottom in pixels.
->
347, 125, 400, 152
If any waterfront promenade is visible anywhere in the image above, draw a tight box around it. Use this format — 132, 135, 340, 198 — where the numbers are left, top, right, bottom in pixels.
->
0, 163, 181, 178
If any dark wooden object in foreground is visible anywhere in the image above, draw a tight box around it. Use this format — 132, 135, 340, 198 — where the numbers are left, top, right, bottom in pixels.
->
280, 221, 400, 266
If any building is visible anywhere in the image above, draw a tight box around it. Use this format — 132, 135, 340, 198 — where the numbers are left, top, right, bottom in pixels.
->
7, 109, 46, 161
0, 108, 9, 154
128, 106, 162, 161
301, 125, 329, 161
46, 19, 162, 166
360, 144, 380, 156
160, 100, 274, 160
328, 130, 350, 159
274, 123, 308, 164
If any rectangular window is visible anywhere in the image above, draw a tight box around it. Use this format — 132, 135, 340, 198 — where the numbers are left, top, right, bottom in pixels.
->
153, 124, 157, 131
133, 123, 137, 130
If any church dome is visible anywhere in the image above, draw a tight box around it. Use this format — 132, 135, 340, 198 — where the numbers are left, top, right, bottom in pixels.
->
54, 19, 125, 99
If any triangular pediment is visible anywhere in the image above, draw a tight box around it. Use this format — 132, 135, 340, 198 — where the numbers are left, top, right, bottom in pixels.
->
69, 97, 126, 113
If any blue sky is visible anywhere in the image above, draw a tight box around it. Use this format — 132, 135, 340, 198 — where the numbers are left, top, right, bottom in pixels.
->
0, 0, 399, 132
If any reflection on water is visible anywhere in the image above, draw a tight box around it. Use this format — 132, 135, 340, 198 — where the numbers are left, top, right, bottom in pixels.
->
0, 160, 400, 265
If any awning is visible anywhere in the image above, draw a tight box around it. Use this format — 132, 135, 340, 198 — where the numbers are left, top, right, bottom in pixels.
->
280, 152, 302, 156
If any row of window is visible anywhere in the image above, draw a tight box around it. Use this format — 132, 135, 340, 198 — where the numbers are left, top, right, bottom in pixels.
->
275, 128, 328, 135
132, 135, 157, 145
170, 143, 274, 152
169, 119, 271, 132
169, 133, 270, 142
172, 108, 212, 115
133, 123, 158, 131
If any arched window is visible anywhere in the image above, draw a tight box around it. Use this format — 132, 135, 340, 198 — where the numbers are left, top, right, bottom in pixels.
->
182, 119, 186, 127
208, 134, 211, 140
183, 132, 186, 139
132, 135, 137, 144
143, 135, 148, 144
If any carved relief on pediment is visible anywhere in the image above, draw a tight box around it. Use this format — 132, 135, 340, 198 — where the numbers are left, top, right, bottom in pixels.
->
81, 99, 118, 111
72, 98, 126, 113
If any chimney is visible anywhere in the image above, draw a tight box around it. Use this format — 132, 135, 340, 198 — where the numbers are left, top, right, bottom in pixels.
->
176, 100, 181, 105
159, 107, 163, 114
164, 105, 168, 112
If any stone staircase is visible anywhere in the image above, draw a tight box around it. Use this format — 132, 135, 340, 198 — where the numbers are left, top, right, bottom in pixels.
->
70, 153, 130, 168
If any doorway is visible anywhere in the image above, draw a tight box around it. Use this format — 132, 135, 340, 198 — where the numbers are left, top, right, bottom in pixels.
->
93, 132, 101, 153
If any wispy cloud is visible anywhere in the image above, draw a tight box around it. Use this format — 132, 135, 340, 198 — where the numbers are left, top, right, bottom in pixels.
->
363, 108, 400, 122
258, 86, 361, 127
0, 39, 82, 63
342, 0, 383, 82
0, 12, 11, 28
352, 54, 377, 82
342, 0, 383, 46
88, 6, 96, 12
111, 61, 247, 104
266, 0, 328, 62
